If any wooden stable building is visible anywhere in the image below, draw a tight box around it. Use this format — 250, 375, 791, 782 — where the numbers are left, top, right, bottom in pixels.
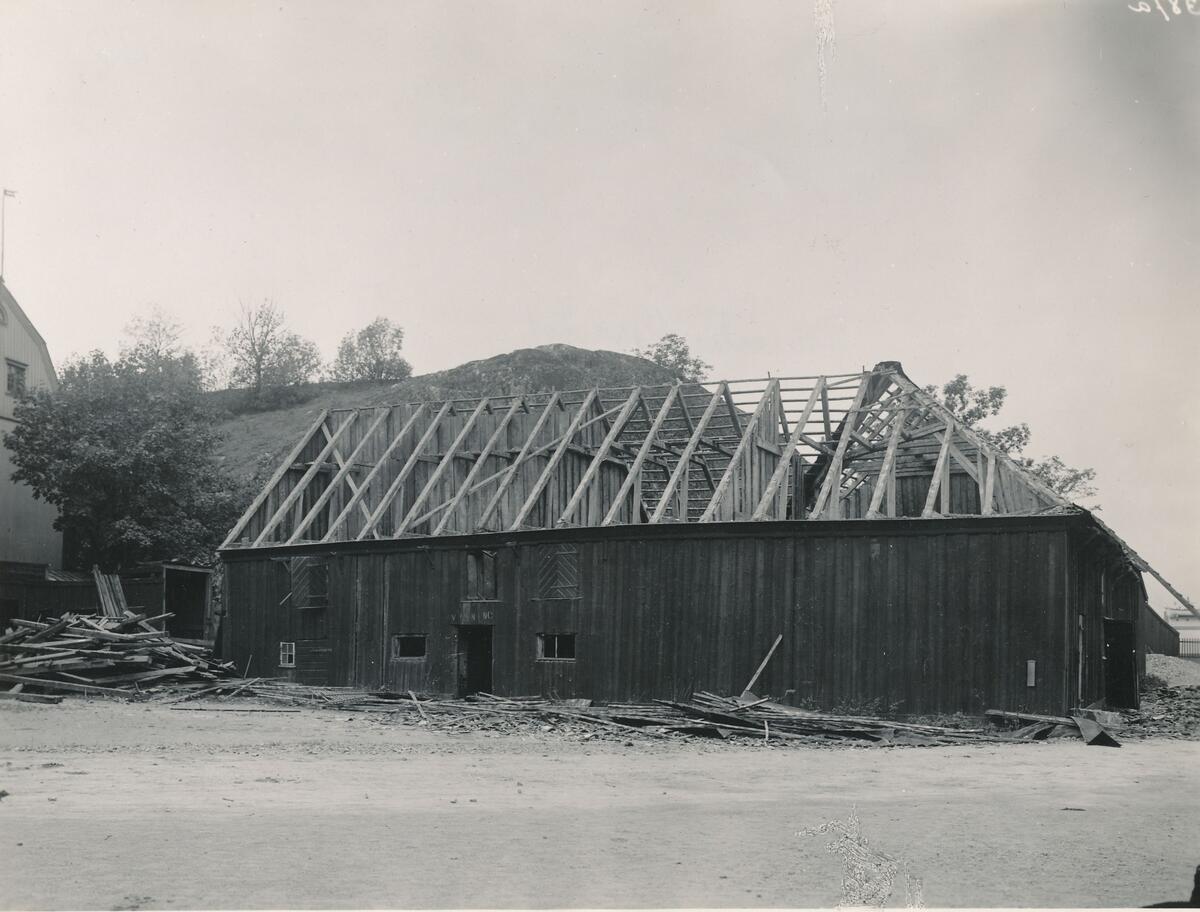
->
220, 361, 1190, 714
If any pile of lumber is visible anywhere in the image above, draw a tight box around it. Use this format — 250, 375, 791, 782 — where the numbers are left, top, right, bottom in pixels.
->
155, 683, 1011, 746
1121, 684, 1200, 740
0, 611, 234, 700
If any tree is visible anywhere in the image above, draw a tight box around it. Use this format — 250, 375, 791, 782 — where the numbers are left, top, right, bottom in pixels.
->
2, 349, 243, 571
925, 374, 1097, 499
329, 317, 413, 382
632, 333, 712, 382
121, 305, 204, 389
219, 300, 321, 394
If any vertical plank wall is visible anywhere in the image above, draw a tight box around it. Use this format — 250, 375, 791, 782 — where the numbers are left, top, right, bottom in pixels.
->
223, 517, 1104, 714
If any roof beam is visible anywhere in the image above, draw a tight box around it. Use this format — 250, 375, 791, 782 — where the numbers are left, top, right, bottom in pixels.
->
320, 403, 430, 543
921, 426, 955, 518
396, 398, 491, 535
558, 388, 642, 527
700, 379, 779, 523
811, 375, 871, 519
287, 407, 389, 544
509, 388, 601, 531
253, 412, 358, 547
602, 385, 681, 526
355, 401, 453, 541
752, 378, 824, 521
652, 384, 726, 523
221, 409, 330, 548
431, 397, 525, 536
474, 392, 563, 531
865, 409, 906, 519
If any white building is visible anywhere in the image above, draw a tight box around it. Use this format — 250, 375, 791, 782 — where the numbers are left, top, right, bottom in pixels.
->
0, 279, 61, 567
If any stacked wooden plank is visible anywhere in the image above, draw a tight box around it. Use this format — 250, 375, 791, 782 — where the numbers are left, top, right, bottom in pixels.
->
0, 611, 234, 698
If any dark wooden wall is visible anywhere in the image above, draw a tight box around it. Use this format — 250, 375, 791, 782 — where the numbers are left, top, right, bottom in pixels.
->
0, 574, 162, 622
219, 516, 1144, 715
1139, 602, 1180, 659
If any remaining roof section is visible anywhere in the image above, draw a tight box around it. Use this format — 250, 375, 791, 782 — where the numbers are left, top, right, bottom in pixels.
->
222, 361, 1074, 551
0, 278, 58, 387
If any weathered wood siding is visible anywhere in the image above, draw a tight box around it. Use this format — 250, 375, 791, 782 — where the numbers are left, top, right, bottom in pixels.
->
221, 517, 1129, 714
1139, 603, 1180, 659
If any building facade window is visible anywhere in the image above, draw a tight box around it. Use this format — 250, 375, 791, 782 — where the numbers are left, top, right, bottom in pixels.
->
466, 550, 497, 600
391, 634, 427, 660
289, 556, 329, 609
6, 359, 27, 397
279, 641, 296, 668
537, 633, 576, 661
536, 544, 580, 599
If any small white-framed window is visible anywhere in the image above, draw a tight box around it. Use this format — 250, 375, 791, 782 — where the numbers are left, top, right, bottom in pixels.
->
537, 633, 576, 661
279, 641, 296, 668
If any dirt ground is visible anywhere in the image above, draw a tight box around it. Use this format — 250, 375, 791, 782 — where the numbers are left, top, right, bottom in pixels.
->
1, 699, 1197, 910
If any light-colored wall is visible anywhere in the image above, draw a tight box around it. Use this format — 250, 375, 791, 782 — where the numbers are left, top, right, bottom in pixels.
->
0, 281, 62, 567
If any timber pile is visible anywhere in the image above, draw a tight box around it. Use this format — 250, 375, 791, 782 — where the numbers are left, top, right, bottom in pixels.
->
1122, 685, 1200, 740
0, 611, 234, 698
161, 683, 1010, 746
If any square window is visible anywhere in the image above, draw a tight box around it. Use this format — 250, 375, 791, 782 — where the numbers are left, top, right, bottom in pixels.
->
279, 641, 296, 668
391, 634, 427, 660
6, 360, 27, 397
538, 633, 576, 661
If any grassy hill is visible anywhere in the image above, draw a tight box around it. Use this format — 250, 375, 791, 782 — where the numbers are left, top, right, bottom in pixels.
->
212, 343, 679, 486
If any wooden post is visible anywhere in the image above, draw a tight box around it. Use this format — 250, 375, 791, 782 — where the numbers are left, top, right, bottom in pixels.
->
921, 426, 954, 518
475, 392, 563, 531
558, 388, 641, 527
432, 397, 525, 536
397, 398, 491, 534
742, 634, 783, 697
812, 374, 870, 519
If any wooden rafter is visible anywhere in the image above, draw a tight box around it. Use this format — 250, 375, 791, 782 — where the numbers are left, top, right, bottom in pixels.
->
221, 409, 330, 548
751, 379, 824, 521
700, 379, 779, 523
812, 375, 871, 519
396, 398, 491, 535
475, 392, 564, 532
252, 413, 358, 547
602, 385, 681, 526
431, 397, 525, 536
510, 388, 600, 531
865, 409, 906, 519
287, 407, 390, 544
921, 426, 955, 518
651, 384, 726, 523
321, 403, 430, 543
558, 388, 641, 527
356, 401, 454, 541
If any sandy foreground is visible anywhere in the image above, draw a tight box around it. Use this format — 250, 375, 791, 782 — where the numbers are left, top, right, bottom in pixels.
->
0, 699, 1197, 910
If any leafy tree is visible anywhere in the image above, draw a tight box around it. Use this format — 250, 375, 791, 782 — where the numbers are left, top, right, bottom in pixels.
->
925, 374, 1097, 499
121, 305, 204, 388
632, 333, 711, 382
2, 349, 243, 571
218, 300, 321, 394
330, 317, 413, 382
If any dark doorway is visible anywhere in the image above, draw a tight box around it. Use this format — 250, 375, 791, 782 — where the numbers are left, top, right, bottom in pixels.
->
1103, 619, 1137, 709
456, 625, 493, 696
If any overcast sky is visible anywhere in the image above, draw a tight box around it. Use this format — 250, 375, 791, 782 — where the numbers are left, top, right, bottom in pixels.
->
1, 1, 1196, 606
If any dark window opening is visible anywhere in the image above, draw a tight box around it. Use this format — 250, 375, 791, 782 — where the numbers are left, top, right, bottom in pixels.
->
538, 633, 576, 661
289, 555, 329, 609
466, 550, 498, 600
6, 360, 27, 397
279, 641, 296, 668
391, 634, 427, 659
536, 544, 579, 599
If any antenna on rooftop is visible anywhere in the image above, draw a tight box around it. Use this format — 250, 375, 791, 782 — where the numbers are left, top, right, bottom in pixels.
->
0, 188, 15, 282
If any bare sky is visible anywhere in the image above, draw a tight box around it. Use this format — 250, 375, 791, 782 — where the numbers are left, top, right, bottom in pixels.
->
1, 1, 1196, 604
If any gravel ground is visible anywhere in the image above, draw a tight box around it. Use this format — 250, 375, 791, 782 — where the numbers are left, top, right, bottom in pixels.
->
1, 698, 1199, 909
